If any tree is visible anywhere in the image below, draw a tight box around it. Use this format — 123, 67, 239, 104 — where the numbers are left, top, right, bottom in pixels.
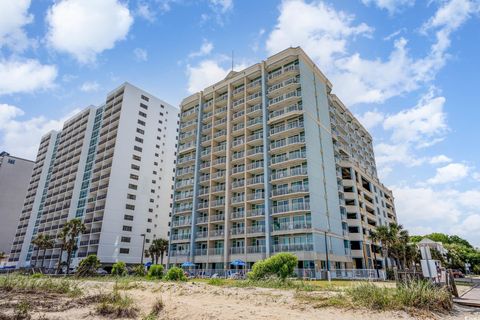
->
56, 227, 68, 274
76, 254, 101, 276
40, 234, 55, 269
149, 239, 169, 265
0, 251, 6, 263
59, 218, 86, 275
369, 225, 395, 270
31, 234, 45, 267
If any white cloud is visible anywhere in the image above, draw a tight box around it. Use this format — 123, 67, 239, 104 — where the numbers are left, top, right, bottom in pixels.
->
0, 104, 80, 159
474, 172, 480, 182
356, 110, 384, 130
266, 0, 478, 106
80, 81, 100, 93
0, 59, 57, 95
362, 0, 415, 14
189, 40, 214, 58
186, 58, 247, 93
46, 0, 133, 63
209, 0, 233, 13
383, 92, 447, 145
393, 185, 480, 245
0, 0, 33, 51
136, 2, 156, 22
134, 48, 148, 62
186, 60, 230, 94
373, 90, 448, 170
426, 163, 470, 184
429, 155, 452, 165
266, 0, 373, 68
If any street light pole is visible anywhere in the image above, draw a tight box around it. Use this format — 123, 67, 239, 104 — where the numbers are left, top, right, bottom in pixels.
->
140, 234, 146, 265
324, 231, 331, 282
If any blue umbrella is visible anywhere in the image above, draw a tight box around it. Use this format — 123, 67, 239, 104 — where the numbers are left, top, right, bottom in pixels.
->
231, 259, 246, 267
144, 262, 152, 267
181, 261, 195, 268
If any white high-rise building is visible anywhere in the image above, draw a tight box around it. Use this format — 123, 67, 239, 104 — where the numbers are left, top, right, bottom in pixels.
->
9, 83, 179, 268
0, 152, 34, 258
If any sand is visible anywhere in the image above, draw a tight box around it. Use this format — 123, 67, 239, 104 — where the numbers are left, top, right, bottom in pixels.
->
0, 279, 478, 320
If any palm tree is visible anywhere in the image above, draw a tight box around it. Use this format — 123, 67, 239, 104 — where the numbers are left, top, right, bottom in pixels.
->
31, 234, 45, 267
370, 224, 395, 270
59, 218, 86, 275
56, 227, 68, 274
0, 251, 6, 264
149, 238, 169, 265
40, 234, 55, 269
369, 230, 381, 276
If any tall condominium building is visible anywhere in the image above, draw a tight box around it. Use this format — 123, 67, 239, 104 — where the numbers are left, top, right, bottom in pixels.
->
9, 83, 178, 268
0, 152, 34, 256
169, 47, 397, 272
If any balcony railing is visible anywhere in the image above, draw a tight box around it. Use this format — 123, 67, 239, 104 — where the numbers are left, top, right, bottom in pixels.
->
271, 202, 310, 214
271, 167, 307, 180
271, 185, 309, 196
271, 243, 313, 253
272, 222, 312, 231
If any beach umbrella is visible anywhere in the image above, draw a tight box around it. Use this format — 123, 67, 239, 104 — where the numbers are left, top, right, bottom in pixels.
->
181, 261, 195, 268
144, 261, 152, 267
230, 259, 246, 267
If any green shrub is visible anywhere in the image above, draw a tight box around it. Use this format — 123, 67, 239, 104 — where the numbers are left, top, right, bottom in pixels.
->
96, 290, 138, 318
164, 267, 186, 281
131, 264, 146, 277
111, 261, 127, 277
248, 253, 297, 281
147, 265, 164, 279
395, 280, 452, 312
30, 273, 44, 279
76, 254, 101, 277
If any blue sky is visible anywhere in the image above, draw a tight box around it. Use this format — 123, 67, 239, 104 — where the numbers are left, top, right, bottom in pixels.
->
0, 0, 479, 245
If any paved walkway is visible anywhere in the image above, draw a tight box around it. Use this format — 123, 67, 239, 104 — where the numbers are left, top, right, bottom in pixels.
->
454, 284, 480, 307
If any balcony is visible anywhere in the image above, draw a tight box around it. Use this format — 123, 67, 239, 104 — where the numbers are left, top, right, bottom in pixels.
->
246, 225, 265, 234
270, 151, 306, 167
272, 222, 312, 232
247, 245, 266, 254
210, 214, 225, 222
270, 121, 304, 137
247, 192, 264, 201
271, 167, 308, 181
210, 229, 224, 237
230, 247, 245, 254
271, 202, 310, 214
172, 219, 192, 227
208, 248, 224, 255
271, 185, 309, 197
246, 208, 265, 217
230, 227, 245, 236
270, 135, 305, 152
247, 176, 264, 186
271, 243, 313, 253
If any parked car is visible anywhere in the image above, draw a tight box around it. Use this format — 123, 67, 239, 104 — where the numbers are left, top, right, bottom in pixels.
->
96, 268, 108, 275
451, 269, 465, 278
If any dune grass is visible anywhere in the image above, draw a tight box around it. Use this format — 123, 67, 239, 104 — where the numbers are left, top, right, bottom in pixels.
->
0, 275, 82, 297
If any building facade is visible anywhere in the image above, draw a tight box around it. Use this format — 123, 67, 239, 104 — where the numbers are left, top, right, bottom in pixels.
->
9, 83, 178, 268
169, 47, 397, 272
0, 152, 34, 257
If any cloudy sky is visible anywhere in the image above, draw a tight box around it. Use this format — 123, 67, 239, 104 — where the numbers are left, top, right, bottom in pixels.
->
0, 0, 479, 245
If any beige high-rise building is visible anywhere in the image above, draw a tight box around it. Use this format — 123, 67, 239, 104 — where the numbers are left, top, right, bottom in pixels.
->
169, 47, 397, 274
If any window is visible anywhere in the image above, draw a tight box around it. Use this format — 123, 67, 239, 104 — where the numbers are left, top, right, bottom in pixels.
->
130, 174, 139, 180
141, 95, 149, 102
146, 228, 151, 233
132, 155, 141, 161
134, 146, 142, 152
140, 103, 148, 110
131, 164, 140, 170
147, 218, 152, 222
8, 159, 15, 164
159, 120, 163, 124
139, 111, 147, 118
160, 112, 164, 116
120, 248, 130, 254
127, 194, 136, 200
148, 208, 153, 212
128, 184, 137, 190
136, 128, 145, 135
137, 119, 146, 126
135, 137, 143, 143
126, 204, 135, 210
124, 214, 134, 221
121, 236, 131, 243
122, 225, 132, 231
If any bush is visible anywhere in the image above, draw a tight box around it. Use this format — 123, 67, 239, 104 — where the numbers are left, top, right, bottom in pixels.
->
30, 273, 44, 279
76, 254, 101, 277
248, 253, 297, 281
96, 290, 138, 318
131, 264, 146, 277
164, 267, 187, 281
111, 261, 127, 277
147, 265, 164, 279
